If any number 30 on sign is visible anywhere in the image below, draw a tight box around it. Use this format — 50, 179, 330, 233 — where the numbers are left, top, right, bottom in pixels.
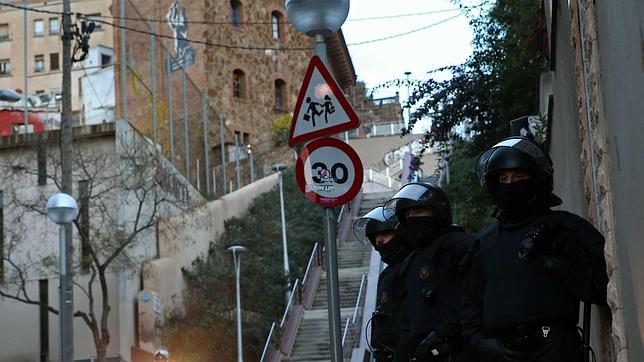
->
295, 137, 363, 207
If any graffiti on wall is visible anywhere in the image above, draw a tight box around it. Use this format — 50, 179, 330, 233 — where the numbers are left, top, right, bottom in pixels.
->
166, 0, 195, 71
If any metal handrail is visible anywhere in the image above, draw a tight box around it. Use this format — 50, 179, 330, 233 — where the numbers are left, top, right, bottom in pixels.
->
352, 275, 366, 324
337, 204, 346, 223
280, 278, 300, 329
341, 274, 367, 357
260, 322, 277, 362
341, 317, 351, 347
302, 243, 319, 285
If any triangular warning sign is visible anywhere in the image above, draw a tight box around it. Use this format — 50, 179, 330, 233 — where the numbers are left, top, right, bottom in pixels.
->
288, 55, 360, 147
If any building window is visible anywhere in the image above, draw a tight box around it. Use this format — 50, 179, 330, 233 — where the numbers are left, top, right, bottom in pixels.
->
33, 19, 44, 37
37, 143, 47, 185
101, 53, 112, 67
78, 180, 90, 272
274, 79, 286, 110
230, 1, 242, 27
0, 23, 9, 41
271, 12, 282, 40
49, 53, 59, 71
34, 55, 44, 72
232, 69, 246, 99
49, 18, 59, 35
0, 59, 10, 75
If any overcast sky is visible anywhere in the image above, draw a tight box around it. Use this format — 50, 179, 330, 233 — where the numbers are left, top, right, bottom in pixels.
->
342, 0, 478, 128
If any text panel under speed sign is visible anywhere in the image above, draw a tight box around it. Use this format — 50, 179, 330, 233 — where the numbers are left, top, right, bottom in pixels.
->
296, 137, 364, 207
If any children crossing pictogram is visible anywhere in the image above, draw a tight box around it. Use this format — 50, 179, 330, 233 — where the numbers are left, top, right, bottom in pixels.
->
288, 56, 360, 147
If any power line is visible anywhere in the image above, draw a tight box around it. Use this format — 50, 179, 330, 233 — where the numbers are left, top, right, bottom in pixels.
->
348, 14, 463, 46
0, 1, 470, 26
1, 1, 467, 51
348, 6, 479, 22
86, 6, 467, 25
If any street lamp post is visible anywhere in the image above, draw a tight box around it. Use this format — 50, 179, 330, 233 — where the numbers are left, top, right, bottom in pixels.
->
285, 2, 349, 360
404, 71, 413, 183
247, 145, 255, 183
272, 163, 290, 304
228, 245, 247, 362
46, 193, 79, 362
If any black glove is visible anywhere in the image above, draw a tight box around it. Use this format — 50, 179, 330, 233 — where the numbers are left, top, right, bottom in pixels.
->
414, 331, 451, 360
476, 337, 528, 362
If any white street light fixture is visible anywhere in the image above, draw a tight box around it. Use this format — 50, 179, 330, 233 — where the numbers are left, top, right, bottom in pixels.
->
285, 0, 350, 65
272, 163, 290, 304
285, 0, 350, 37
46, 192, 79, 362
228, 245, 247, 362
46, 193, 79, 224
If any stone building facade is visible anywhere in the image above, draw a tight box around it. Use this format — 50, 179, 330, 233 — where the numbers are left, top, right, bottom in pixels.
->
114, 0, 357, 197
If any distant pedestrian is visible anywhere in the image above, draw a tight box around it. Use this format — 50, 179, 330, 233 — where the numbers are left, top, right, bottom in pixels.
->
461, 136, 608, 362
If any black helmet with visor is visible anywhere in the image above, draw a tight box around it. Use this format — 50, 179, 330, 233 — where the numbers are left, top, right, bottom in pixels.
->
382, 182, 452, 226
476, 137, 554, 195
353, 206, 398, 246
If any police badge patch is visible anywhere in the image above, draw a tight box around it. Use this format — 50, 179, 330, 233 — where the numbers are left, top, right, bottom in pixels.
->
380, 291, 389, 304
420, 266, 430, 279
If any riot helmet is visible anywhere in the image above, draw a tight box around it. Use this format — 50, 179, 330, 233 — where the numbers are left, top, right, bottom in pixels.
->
354, 206, 405, 264
476, 137, 554, 195
353, 206, 398, 246
382, 182, 452, 226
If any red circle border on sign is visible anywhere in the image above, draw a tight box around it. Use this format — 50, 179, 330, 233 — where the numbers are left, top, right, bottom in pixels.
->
295, 137, 363, 208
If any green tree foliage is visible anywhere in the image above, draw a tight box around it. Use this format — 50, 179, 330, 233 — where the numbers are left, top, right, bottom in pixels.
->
272, 113, 293, 147
163, 167, 324, 361
407, 0, 547, 231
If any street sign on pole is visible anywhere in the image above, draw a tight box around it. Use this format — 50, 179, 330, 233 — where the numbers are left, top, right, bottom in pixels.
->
288, 56, 360, 147
295, 137, 363, 207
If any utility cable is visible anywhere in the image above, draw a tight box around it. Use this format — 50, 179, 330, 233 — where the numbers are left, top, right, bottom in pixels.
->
1, 1, 466, 51
0, 1, 472, 26
348, 14, 462, 46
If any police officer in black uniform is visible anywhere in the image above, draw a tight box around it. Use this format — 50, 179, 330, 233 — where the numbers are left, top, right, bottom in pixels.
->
461, 137, 608, 362
383, 182, 475, 362
354, 206, 412, 361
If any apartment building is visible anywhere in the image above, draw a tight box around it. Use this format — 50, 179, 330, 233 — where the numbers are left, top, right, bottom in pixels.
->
0, 0, 114, 118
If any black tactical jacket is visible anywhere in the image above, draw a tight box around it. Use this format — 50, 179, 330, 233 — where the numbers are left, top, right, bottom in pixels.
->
461, 209, 608, 346
395, 226, 475, 362
371, 249, 413, 361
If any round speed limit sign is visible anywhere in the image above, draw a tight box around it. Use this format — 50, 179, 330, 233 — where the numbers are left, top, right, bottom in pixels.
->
295, 137, 363, 207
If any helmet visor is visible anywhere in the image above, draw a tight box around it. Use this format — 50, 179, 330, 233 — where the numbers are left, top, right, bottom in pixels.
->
476, 148, 495, 186
382, 183, 437, 220
491, 138, 552, 176
352, 206, 388, 246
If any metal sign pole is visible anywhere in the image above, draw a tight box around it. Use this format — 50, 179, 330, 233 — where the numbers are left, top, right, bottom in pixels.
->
315, 33, 343, 362
323, 206, 343, 362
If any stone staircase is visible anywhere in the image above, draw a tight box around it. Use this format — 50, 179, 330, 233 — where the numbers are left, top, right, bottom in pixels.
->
284, 191, 395, 362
